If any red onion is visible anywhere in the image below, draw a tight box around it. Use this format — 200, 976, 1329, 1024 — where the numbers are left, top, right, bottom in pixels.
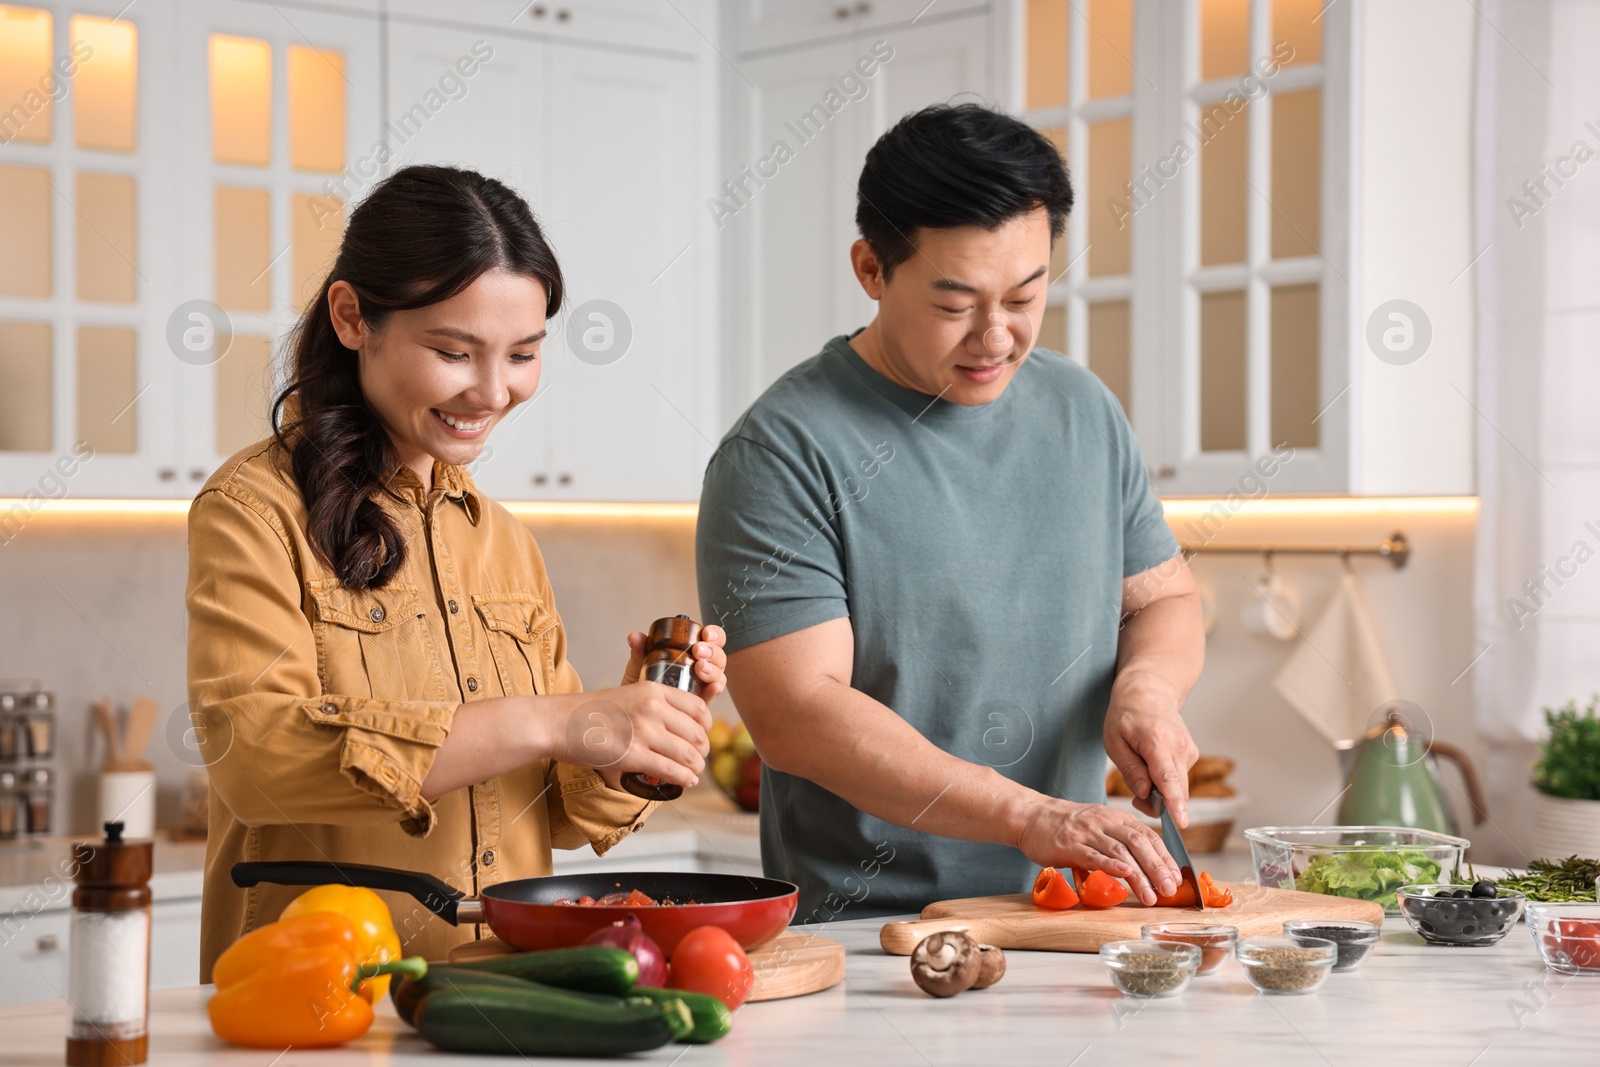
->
582, 914, 666, 986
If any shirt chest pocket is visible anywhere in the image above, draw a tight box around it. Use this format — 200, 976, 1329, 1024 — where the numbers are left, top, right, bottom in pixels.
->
473, 594, 556, 698
309, 580, 447, 702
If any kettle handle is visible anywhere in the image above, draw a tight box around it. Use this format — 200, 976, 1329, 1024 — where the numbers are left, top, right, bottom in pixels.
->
1426, 740, 1489, 826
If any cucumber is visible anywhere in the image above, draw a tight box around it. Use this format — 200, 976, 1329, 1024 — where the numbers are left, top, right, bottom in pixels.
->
450, 944, 639, 996
390, 965, 536, 1027
629, 987, 733, 1043
414, 983, 686, 1057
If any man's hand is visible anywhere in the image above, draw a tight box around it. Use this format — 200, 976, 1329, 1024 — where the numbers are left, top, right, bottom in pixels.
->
1104, 691, 1198, 827
1014, 796, 1181, 906
620, 624, 729, 699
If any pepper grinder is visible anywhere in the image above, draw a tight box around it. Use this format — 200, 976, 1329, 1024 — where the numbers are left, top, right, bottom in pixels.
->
65, 820, 152, 1067
620, 615, 705, 802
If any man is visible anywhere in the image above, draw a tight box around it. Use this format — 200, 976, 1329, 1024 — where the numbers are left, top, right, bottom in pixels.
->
696, 104, 1205, 923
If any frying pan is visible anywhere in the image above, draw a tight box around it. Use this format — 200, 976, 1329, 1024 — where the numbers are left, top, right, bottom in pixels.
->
232, 861, 798, 955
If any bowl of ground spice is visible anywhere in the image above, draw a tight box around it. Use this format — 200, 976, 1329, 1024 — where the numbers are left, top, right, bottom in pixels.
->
1140, 922, 1239, 975
1099, 940, 1201, 998
1235, 936, 1336, 994
1282, 919, 1380, 970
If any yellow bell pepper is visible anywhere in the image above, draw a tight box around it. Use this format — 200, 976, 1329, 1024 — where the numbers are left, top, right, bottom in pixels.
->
208, 911, 425, 1049
280, 884, 403, 1001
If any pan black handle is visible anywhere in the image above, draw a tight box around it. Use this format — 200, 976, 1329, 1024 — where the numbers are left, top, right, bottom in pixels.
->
231, 860, 471, 926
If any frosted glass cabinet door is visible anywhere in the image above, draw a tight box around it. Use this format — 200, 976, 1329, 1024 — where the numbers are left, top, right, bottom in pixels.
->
0, 0, 182, 501
171, 0, 380, 491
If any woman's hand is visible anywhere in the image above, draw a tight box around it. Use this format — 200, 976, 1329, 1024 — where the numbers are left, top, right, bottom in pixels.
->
1013, 795, 1181, 907
619, 624, 729, 700
553, 683, 713, 792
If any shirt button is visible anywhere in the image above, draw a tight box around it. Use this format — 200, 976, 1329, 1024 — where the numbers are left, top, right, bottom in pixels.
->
320, 702, 336, 714
369, 606, 386, 623
481, 849, 495, 867
448, 599, 460, 614
466, 677, 479, 692
524, 621, 532, 633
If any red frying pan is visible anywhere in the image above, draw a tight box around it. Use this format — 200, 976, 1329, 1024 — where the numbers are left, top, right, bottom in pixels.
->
232, 861, 798, 955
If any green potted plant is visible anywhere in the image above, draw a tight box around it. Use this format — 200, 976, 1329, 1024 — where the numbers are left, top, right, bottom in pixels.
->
1530, 697, 1600, 861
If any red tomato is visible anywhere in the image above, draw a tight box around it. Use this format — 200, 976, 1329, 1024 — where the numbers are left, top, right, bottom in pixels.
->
1079, 870, 1130, 909
1032, 867, 1081, 910
669, 926, 754, 1009
1548, 919, 1600, 969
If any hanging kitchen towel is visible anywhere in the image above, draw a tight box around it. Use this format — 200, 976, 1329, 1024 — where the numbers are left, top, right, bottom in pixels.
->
1272, 570, 1401, 746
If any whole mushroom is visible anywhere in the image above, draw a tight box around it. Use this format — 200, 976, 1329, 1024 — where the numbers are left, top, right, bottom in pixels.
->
970, 944, 1007, 989
910, 931, 982, 997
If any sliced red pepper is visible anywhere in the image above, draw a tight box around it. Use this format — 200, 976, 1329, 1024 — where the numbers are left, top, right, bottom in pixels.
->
623, 888, 657, 907
1198, 871, 1233, 908
1031, 867, 1081, 910
1152, 880, 1198, 908
1079, 870, 1130, 909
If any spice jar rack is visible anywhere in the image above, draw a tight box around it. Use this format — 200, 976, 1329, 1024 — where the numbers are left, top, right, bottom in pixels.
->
0, 679, 57, 840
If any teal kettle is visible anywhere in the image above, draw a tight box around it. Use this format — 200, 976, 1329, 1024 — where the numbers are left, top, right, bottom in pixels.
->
1335, 708, 1488, 836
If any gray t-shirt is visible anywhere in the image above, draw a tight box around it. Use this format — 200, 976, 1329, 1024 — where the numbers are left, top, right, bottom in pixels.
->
696, 332, 1179, 926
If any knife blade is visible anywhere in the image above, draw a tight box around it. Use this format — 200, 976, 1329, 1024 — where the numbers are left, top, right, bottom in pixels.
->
1150, 786, 1205, 910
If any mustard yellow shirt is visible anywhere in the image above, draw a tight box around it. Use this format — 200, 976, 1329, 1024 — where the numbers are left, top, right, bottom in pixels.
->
186, 436, 657, 980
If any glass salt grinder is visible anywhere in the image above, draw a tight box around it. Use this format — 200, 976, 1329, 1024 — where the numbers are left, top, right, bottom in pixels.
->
66, 820, 152, 1066
620, 614, 706, 801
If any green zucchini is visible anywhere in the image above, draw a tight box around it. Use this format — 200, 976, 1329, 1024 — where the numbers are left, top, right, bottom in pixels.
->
414, 982, 687, 1057
449, 944, 639, 995
389, 965, 535, 1027
629, 987, 733, 1043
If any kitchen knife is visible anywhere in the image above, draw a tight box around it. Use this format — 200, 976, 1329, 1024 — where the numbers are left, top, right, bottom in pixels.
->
1150, 786, 1205, 910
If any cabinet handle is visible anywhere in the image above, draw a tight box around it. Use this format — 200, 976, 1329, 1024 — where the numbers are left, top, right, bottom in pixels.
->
532, 473, 548, 486
833, 5, 851, 18
158, 468, 176, 481
557, 473, 572, 487
189, 468, 207, 482
37, 934, 59, 952
531, 3, 546, 16
1156, 465, 1177, 479
855, 1, 872, 12
556, 7, 570, 20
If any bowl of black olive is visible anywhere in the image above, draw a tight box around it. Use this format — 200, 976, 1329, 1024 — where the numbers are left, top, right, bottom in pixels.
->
1395, 881, 1525, 946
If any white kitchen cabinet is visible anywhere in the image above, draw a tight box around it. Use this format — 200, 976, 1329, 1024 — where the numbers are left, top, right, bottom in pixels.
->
0, 0, 716, 502
728, 0, 988, 56
386, 0, 702, 54
0, 895, 202, 1007
720, 11, 994, 411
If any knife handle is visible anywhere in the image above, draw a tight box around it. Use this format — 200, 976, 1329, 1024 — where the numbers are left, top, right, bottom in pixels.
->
879, 918, 984, 956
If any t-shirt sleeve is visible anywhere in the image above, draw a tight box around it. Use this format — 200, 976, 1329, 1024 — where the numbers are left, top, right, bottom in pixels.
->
1114, 403, 1180, 578
696, 434, 851, 653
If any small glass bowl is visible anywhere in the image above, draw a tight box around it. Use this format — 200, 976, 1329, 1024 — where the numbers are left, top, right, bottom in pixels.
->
1282, 919, 1380, 971
1526, 903, 1600, 976
1235, 936, 1336, 995
1395, 884, 1525, 946
1140, 922, 1238, 975
1099, 939, 1200, 998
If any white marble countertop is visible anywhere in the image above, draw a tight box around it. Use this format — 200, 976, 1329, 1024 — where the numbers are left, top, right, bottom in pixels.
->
1, 910, 1595, 1066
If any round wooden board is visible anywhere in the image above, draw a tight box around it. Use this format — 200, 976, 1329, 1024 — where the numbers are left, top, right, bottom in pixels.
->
448, 929, 845, 1002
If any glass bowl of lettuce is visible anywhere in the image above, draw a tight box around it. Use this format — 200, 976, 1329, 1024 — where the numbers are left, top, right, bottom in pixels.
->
1245, 826, 1468, 913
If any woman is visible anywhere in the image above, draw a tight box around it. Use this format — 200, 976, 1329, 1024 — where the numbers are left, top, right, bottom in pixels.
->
186, 165, 723, 979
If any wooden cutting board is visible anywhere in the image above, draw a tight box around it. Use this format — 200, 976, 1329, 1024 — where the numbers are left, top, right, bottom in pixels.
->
879, 881, 1383, 955
449, 930, 845, 1002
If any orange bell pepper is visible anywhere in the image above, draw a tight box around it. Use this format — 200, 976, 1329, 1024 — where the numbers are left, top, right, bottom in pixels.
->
1032, 867, 1081, 909
1152, 880, 1199, 908
1198, 871, 1234, 908
1077, 870, 1130, 909
208, 912, 425, 1049
280, 883, 403, 1001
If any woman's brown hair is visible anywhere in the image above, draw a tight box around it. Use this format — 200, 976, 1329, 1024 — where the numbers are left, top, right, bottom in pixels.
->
272, 165, 564, 590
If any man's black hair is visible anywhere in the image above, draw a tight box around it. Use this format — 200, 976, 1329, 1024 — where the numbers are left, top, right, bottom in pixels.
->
855, 102, 1074, 280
